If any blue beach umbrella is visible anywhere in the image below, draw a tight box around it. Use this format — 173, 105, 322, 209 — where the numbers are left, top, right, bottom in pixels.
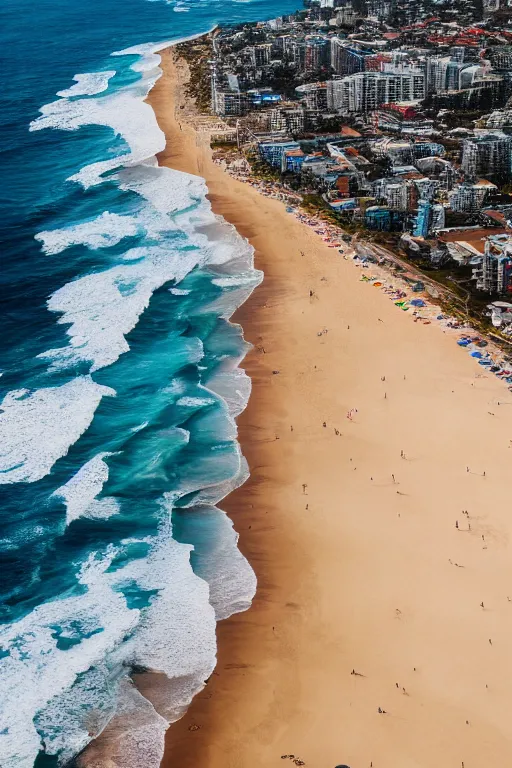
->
470, 351, 483, 358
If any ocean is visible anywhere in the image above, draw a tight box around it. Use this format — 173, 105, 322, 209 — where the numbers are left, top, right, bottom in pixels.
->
0, 0, 299, 765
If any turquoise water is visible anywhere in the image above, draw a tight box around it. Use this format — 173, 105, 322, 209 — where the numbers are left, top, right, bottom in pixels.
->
0, 0, 299, 764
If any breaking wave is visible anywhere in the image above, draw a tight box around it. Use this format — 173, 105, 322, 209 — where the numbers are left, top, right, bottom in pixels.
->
0, 31, 260, 768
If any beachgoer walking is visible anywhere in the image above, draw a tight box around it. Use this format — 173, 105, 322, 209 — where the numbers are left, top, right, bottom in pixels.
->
456, 521, 459, 529
302, 484, 307, 495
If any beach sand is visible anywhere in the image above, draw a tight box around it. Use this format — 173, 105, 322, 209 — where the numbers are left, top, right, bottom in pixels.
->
148, 49, 512, 768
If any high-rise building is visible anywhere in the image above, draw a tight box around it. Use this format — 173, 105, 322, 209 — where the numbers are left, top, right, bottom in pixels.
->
326, 71, 425, 114
269, 105, 306, 134
413, 200, 432, 238
214, 91, 250, 116
295, 82, 328, 111
330, 38, 365, 75
450, 46, 465, 64
449, 181, 497, 212
366, 0, 394, 21
304, 36, 329, 73
384, 182, 408, 211
474, 235, 512, 295
335, 4, 358, 25
365, 207, 394, 230
245, 44, 272, 68
431, 204, 446, 231
461, 134, 512, 181
487, 46, 512, 71
426, 56, 462, 94
412, 142, 446, 160
259, 140, 301, 168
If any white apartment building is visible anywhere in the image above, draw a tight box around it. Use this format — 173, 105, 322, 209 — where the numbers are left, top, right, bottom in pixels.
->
327, 71, 425, 114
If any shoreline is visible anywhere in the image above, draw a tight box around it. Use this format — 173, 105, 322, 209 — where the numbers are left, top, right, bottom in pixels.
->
148, 47, 512, 768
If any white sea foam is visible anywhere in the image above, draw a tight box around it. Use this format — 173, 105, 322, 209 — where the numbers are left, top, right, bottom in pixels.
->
115, 163, 206, 215
212, 274, 261, 287
38, 245, 199, 371
185, 448, 249, 508
176, 396, 217, 407
169, 287, 190, 295
31, 33, 255, 377
30, 90, 166, 163
0, 377, 115, 484
5, 29, 259, 768
206, 366, 252, 417
76, 678, 169, 768
57, 71, 116, 98
53, 453, 119, 525
0, 519, 218, 768
0, 548, 139, 767
36, 212, 140, 255
178, 504, 256, 620
123, 519, 217, 687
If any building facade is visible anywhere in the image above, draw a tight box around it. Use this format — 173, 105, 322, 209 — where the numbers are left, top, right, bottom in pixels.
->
474, 235, 512, 295
461, 134, 512, 181
327, 71, 425, 113
330, 38, 366, 75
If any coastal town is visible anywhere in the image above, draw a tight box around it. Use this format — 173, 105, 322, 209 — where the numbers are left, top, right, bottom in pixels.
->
176, 0, 512, 344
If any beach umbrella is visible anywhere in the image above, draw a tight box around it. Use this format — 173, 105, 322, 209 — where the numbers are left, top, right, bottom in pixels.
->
470, 351, 482, 358
410, 299, 426, 307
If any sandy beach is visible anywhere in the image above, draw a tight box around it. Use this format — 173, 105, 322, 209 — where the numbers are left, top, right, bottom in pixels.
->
147, 48, 512, 768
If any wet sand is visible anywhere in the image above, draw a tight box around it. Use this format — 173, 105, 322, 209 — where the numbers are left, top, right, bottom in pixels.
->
148, 48, 512, 768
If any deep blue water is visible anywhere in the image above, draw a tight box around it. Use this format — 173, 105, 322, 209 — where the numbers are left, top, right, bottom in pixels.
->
0, 0, 299, 765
